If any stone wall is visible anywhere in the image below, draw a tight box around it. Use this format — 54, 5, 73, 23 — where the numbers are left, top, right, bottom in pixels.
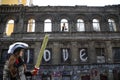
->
0, 4, 120, 80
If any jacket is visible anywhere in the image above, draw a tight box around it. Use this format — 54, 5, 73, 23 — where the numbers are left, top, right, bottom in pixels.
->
3, 60, 26, 80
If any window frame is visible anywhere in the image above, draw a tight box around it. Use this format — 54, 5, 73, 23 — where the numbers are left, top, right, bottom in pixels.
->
44, 19, 52, 32
27, 19, 35, 32
108, 19, 117, 31
60, 19, 69, 32
77, 19, 85, 32
5, 19, 14, 36
92, 19, 100, 31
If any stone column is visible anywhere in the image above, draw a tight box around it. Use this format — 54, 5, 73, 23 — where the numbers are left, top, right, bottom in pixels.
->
0, 21, 5, 34
71, 42, 78, 64
105, 41, 113, 80
14, 8, 25, 33
88, 41, 96, 63
70, 20, 76, 32
35, 20, 44, 32
1, 21, 6, 35
118, 13, 120, 31
15, 18, 24, 33
34, 42, 42, 65
85, 18, 93, 32
115, 19, 120, 31
52, 42, 60, 64
101, 18, 109, 32
105, 41, 113, 63
52, 19, 60, 32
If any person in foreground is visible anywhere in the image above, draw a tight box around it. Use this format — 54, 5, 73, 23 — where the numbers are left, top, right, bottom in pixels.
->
3, 42, 39, 80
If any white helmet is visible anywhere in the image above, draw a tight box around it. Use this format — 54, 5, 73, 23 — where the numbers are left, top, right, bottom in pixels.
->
8, 42, 29, 54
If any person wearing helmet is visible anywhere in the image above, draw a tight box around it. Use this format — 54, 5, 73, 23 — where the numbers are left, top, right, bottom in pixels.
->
3, 42, 39, 80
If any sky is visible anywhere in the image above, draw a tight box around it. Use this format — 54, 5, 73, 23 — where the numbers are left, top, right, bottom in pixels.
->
32, 0, 120, 6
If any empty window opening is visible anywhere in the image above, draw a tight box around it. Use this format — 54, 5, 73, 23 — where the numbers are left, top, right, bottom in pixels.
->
108, 19, 117, 31
93, 19, 100, 31
61, 19, 68, 32
44, 19, 52, 32
5, 19, 14, 36
77, 19, 85, 31
27, 19, 35, 32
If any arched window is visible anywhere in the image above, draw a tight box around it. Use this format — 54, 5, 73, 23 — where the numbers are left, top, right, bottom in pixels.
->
5, 19, 14, 36
77, 19, 85, 31
44, 19, 52, 32
108, 19, 116, 31
27, 19, 35, 32
61, 19, 68, 32
92, 19, 100, 31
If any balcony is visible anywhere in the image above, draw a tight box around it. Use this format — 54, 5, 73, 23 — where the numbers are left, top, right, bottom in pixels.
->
0, 31, 120, 41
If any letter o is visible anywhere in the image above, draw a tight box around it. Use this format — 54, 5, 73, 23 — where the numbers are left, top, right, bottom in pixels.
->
43, 49, 51, 62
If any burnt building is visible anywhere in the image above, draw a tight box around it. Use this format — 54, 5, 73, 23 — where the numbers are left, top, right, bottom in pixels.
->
0, 4, 120, 80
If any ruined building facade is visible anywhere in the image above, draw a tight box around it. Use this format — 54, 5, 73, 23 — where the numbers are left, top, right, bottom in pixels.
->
0, 5, 120, 80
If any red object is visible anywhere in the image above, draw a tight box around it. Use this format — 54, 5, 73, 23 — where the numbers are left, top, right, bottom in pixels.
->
32, 67, 39, 76
15, 59, 19, 64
